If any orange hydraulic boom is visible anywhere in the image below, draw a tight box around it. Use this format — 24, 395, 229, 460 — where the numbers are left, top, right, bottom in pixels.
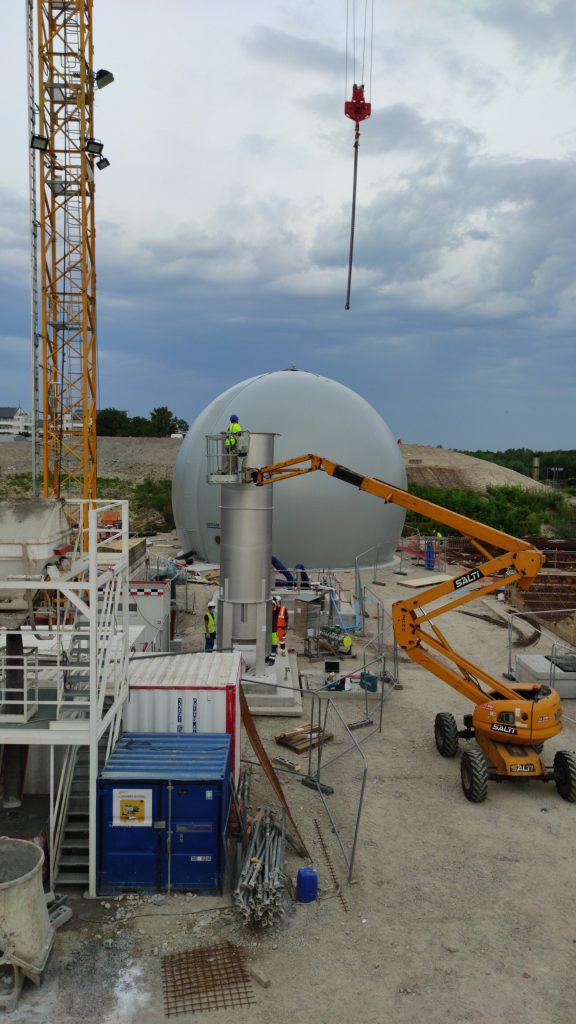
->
253, 454, 576, 803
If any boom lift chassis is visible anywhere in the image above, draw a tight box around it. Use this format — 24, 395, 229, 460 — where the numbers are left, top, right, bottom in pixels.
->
253, 454, 576, 803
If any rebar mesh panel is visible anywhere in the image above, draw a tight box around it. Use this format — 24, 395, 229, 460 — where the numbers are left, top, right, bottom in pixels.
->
161, 942, 255, 1017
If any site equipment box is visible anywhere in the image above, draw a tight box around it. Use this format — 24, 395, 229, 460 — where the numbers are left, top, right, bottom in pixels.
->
97, 732, 231, 894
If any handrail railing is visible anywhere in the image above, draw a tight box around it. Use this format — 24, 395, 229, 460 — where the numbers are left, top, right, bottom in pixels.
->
503, 607, 576, 681
50, 744, 78, 892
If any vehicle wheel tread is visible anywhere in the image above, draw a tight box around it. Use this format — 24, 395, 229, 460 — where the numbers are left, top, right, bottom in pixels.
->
460, 750, 488, 803
434, 712, 459, 758
554, 750, 576, 803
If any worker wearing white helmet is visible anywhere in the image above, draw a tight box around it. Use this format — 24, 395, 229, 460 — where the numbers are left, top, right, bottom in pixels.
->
204, 600, 217, 652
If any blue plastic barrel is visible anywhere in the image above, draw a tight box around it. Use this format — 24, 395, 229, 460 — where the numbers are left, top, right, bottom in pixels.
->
425, 540, 435, 571
296, 866, 318, 903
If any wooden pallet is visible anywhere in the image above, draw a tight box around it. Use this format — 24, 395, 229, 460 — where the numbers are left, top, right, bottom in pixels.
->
274, 725, 333, 753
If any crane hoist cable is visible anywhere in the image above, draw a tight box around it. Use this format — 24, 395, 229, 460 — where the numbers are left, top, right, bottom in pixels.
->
344, 0, 374, 310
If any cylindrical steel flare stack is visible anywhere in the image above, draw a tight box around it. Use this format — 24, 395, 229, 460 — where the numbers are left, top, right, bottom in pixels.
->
216, 432, 275, 671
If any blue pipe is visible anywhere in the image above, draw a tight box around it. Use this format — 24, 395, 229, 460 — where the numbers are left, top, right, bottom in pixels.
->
272, 555, 294, 586
295, 563, 310, 588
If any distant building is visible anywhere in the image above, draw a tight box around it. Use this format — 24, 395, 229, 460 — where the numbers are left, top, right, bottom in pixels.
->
0, 406, 32, 441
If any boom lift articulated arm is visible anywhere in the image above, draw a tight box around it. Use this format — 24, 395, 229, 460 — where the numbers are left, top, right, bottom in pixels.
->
253, 453, 575, 802
253, 452, 542, 706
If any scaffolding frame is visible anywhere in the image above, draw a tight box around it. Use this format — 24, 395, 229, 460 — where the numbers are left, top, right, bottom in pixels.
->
0, 499, 130, 896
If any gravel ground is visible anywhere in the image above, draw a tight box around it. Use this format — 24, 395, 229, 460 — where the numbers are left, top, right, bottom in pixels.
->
6, 555, 576, 1024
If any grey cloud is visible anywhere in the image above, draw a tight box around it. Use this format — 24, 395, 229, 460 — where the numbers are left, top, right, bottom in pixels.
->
239, 134, 276, 157
312, 131, 576, 329
140, 226, 238, 265
439, 50, 504, 104
240, 26, 342, 77
368, 104, 481, 156
476, 0, 576, 70
0, 189, 30, 286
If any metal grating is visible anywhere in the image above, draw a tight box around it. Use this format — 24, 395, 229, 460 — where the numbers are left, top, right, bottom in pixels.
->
546, 655, 576, 673
161, 942, 255, 1016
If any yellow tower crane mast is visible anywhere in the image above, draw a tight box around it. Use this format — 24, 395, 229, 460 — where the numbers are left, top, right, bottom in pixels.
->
30, 0, 111, 499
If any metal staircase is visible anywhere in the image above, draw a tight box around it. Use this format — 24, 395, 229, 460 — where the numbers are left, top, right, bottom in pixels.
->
56, 738, 107, 888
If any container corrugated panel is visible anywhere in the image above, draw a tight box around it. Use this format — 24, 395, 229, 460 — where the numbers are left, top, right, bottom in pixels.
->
126, 688, 228, 735
98, 733, 231, 895
128, 651, 241, 688
125, 652, 241, 779
100, 732, 231, 780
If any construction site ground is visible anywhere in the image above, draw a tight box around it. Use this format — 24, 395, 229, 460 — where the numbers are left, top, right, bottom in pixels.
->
7, 550, 576, 1024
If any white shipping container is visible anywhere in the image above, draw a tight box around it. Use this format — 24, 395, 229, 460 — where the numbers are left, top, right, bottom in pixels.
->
126, 651, 242, 778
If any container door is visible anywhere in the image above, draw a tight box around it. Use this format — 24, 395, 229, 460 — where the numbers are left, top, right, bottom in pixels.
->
168, 782, 221, 890
99, 782, 164, 891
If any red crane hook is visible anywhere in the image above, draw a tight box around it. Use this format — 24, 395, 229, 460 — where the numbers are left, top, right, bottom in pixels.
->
345, 83, 372, 126
344, 85, 371, 310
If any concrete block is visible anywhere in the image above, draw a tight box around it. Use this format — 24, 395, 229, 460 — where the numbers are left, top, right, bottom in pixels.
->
249, 965, 271, 989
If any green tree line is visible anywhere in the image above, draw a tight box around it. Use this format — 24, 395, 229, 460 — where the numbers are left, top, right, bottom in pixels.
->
405, 483, 576, 539
458, 448, 576, 489
97, 406, 188, 437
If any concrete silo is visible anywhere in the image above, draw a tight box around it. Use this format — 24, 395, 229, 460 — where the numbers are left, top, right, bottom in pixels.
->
172, 369, 406, 569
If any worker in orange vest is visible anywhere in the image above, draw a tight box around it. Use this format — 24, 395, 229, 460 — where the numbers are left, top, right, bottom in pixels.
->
266, 595, 288, 665
275, 596, 289, 657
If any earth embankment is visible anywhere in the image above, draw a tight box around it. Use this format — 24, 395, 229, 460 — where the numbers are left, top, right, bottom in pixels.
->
0, 438, 549, 493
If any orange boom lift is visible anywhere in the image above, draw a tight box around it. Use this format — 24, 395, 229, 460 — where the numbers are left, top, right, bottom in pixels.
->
253, 454, 576, 803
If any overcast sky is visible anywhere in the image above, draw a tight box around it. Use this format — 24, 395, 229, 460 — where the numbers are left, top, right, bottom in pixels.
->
0, 1, 575, 450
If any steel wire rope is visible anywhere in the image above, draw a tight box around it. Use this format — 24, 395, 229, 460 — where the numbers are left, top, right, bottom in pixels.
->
345, 0, 349, 99
346, 0, 357, 87
361, 0, 369, 85
369, 0, 374, 99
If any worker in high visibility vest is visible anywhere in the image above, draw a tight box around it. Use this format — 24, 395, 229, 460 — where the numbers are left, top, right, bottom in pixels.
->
266, 595, 285, 666
266, 598, 289, 667
224, 414, 242, 473
204, 600, 217, 652
276, 598, 289, 657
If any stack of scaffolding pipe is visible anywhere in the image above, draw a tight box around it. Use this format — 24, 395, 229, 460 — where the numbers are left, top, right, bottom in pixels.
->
233, 808, 286, 927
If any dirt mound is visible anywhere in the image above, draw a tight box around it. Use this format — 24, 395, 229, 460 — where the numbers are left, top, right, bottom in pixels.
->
400, 444, 547, 494
0, 437, 182, 482
0, 438, 549, 494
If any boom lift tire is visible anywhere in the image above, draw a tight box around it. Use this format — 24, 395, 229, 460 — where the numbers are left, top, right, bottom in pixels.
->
554, 750, 576, 803
434, 713, 459, 758
461, 750, 488, 803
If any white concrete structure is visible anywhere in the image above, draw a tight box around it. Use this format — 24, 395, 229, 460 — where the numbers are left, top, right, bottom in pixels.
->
0, 498, 132, 896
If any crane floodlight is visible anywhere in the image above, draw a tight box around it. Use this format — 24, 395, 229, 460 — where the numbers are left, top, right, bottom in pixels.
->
85, 138, 104, 155
95, 69, 114, 89
30, 133, 49, 151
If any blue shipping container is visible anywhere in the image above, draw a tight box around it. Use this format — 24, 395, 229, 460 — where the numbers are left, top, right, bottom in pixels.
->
97, 732, 231, 895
